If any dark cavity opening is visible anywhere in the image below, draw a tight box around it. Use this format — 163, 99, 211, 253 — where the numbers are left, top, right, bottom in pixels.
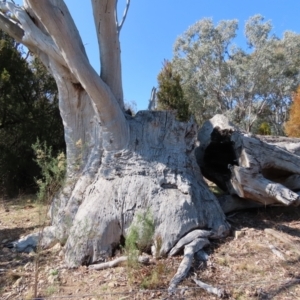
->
202, 126, 238, 191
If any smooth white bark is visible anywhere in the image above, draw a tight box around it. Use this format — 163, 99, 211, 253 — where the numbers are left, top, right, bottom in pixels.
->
26, 0, 129, 150
92, 0, 124, 108
1, 2, 230, 272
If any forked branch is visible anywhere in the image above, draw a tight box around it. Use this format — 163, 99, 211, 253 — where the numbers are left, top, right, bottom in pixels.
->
115, 0, 130, 34
26, 0, 129, 150
0, 1, 66, 67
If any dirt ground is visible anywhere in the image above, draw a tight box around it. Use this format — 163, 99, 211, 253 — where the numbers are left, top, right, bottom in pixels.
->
1, 195, 300, 300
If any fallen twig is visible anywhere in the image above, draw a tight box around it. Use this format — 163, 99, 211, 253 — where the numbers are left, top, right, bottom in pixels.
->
268, 244, 285, 260
193, 277, 225, 298
265, 228, 300, 256
89, 255, 149, 270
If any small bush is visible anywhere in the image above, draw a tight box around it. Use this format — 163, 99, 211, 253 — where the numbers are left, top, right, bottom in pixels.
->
257, 122, 271, 135
125, 209, 155, 268
32, 139, 66, 204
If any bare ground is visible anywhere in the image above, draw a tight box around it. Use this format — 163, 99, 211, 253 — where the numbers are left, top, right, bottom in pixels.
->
1, 195, 300, 300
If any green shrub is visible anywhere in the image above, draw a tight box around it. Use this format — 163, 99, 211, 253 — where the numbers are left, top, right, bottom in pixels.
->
32, 139, 66, 204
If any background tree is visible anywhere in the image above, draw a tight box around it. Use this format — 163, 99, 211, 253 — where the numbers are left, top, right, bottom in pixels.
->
156, 60, 189, 121
285, 86, 300, 137
0, 29, 64, 197
0, 0, 228, 273
171, 15, 300, 132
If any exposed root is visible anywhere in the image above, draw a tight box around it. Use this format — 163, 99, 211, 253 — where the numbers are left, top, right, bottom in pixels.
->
88, 255, 150, 270
168, 237, 209, 292
168, 229, 212, 257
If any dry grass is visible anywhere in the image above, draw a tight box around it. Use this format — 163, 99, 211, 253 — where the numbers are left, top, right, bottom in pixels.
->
1, 196, 300, 299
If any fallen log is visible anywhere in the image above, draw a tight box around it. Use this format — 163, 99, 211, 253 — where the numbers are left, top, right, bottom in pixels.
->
196, 115, 300, 208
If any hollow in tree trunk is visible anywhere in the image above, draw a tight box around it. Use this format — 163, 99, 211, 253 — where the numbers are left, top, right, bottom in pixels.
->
196, 114, 300, 211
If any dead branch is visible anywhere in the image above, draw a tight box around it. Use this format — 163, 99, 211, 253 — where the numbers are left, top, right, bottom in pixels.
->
193, 277, 225, 298
88, 255, 149, 270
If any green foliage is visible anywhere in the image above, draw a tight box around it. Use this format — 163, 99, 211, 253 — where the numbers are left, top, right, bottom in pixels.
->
257, 122, 271, 135
171, 15, 300, 130
125, 209, 155, 267
285, 87, 300, 137
156, 60, 190, 121
0, 30, 65, 197
32, 140, 66, 204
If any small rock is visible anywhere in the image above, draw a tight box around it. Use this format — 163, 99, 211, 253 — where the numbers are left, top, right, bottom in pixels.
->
285, 250, 292, 256
48, 274, 59, 284
234, 230, 246, 239
2, 239, 8, 244
2, 248, 10, 253
51, 243, 62, 252
107, 282, 117, 288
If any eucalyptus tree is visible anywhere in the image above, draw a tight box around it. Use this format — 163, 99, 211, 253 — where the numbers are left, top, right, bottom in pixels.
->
172, 15, 300, 132
0, 0, 229, 274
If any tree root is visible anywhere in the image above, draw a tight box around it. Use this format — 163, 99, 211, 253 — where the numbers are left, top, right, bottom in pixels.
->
88, 255, 150, 270
168, 237, 209, 292
168, 229, 212, 257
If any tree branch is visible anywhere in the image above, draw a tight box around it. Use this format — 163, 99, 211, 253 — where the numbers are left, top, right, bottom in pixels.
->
115, 0, 130, 35
0, 12, 24, 42
92, 0, 124, 108
0, 1, 66, 68
27, 0, 129, 150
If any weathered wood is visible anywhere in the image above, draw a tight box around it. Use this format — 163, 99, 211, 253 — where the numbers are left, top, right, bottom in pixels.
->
193, 278, 225, 298
89, 255, 149, 270
169, 229, 212, 257
2, 2, 230, 270
268, 244, 285, 260
258, 136, 300, 157
197, 115, 300, 208
217, 195, 263, 214
168, 238, 209, 291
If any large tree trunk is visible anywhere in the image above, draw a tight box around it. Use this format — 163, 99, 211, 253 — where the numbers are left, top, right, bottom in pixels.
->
0, 1, 231, 269
196, 115, 300, 209
56, 110, 229, 267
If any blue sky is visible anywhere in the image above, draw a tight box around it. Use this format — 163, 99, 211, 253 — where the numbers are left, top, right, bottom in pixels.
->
15, 1, 300, 111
